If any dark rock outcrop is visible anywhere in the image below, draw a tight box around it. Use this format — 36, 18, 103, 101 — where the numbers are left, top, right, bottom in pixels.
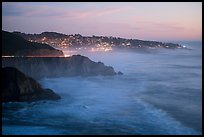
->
2, 30, 64, 57
117, 71, 123, 75
2, 55, 118, 79
2, 67, 61, 102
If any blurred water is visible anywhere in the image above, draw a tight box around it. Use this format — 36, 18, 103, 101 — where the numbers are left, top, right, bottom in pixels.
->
2, 41, 202, 135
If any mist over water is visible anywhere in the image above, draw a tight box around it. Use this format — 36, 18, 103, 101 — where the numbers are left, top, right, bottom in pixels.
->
2, 41, 202, 135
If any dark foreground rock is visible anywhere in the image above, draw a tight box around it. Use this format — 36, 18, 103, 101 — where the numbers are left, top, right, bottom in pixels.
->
2, 67, 61, 102
2, 55, 119, 79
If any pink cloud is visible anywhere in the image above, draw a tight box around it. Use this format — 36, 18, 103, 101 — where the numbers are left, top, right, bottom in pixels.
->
93, 7, 125, 16
56, 7, 127, 20
14, 5, 126, 20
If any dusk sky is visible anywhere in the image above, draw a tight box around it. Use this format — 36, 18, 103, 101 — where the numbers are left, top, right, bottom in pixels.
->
2, 2, 202, 41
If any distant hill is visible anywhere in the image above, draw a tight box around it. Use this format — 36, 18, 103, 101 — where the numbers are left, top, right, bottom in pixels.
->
2, 30, 64, 57
12, 31, 184, 50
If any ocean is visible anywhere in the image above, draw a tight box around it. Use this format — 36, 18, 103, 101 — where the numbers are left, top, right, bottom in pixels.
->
2, 41, 202, 135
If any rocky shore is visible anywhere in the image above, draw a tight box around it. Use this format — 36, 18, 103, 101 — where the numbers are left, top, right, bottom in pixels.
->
2, 55, 120, 79
2, 67, 61, 102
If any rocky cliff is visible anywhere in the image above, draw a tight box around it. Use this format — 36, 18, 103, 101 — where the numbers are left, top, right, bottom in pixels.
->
2, 55, 118, 79
2, 67, 61, 102
2, 30, 64, 57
